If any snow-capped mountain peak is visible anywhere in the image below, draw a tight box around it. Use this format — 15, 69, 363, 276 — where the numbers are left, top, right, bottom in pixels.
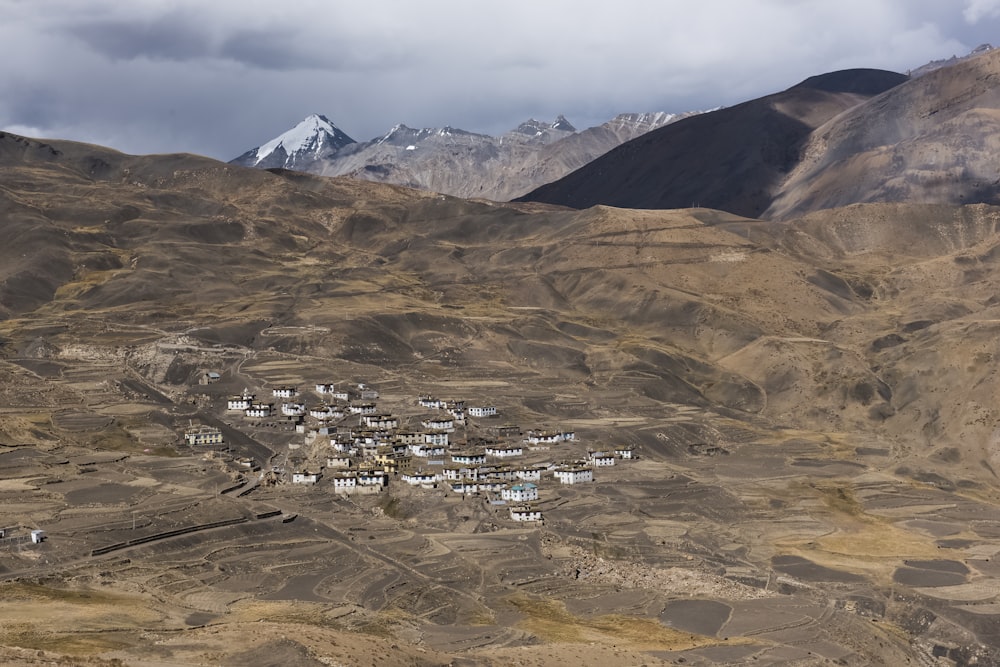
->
509, 116, 577, 140
243, 114, 356, 168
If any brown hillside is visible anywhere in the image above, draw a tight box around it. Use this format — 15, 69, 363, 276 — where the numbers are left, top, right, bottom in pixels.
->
767, 47, 1000, 218
517, 69, 906, 216
2, 136, 1000, 664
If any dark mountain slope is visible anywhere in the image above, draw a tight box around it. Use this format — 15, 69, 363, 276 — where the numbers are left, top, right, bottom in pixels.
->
518, 69, 907, 217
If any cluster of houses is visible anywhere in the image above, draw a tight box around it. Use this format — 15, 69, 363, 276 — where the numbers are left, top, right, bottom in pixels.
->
204, 383, 635, 524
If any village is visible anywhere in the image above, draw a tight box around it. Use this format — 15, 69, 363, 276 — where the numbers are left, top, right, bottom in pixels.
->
184, 375, 636, 525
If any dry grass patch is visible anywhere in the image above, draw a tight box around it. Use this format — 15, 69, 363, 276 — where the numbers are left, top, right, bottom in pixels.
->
0, 584, 159, 657
775, 483, 949, 580
507, 595, 742, 650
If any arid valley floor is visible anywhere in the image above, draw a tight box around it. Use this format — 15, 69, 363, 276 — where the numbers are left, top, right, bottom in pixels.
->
2, 134, 1000, 665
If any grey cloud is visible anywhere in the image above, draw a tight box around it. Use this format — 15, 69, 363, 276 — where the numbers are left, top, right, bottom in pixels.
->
2, 1, 999, 162
67, 15, 213, 62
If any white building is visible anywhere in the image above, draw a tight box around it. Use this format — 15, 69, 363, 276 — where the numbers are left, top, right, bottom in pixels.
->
281, 402, 306, 417
184, 426, 223, 446
348, 403, 378, 415
443, 466, 479, 481
310, 406, 344, 421
331, 474, 358, 492
401, 471, 439, 487
452, 452, 487, 465
227, 393, 254, 411
510, 506, 542, 522
362, 414, 398, 429
554, 467, 593, 484
501, 483, 539, 502
423, 431, 449, 447
421, 417, 454, 432
410, 443, 447, 458
589, 451, 616, 467
245, 403, 272, 418
468, 406, 498, 418
486, 444, 523, 459
272, 386, 297, 398
615, 447, 635, 460
292, 471, 321, 485
418, 396, 447, 409
358, 470, 388, 487
515, 467, 543, 482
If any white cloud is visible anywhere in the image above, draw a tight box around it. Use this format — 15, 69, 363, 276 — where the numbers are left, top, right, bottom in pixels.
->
965, 0, 1000, 22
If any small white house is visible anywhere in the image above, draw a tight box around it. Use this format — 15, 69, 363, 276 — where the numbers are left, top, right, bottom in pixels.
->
358, 470, 388, 487
614, 447, 635, 460
525, 430, 575, 445
502, 483, 539, 502
184, 426, 224, 446
401, 471, 439, 487
589, 451, 616, 467
468, 406, 498, 418
443, 466, 480, 481
510, 506, 542, 522
292, 471, 321, 485
410, 443, 447, 458
310, 406, 344, 420
331, 474, 358, 492
515, 467, 543, 482
423, 431, 449, 447
421, 417, 454, 432
227, 393, 254, 411
452, 452, 487, 465
245, 403, 273, 418
362, 414, 398, 429
554, 467, 593, 484
281, 402, 306, 417
348, 403, 378, 415
30, 529, 46, 543
272, 386, 297, 398
486, 444, 523, 459
418, 396, 447, 409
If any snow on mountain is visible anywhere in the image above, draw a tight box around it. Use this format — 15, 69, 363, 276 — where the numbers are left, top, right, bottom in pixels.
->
231, 114, 355, 170
231, 110, 699, 200
508, 116, 577, 140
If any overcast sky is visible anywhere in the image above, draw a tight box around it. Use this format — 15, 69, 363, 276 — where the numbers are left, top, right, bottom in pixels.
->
3, 0, 999, 161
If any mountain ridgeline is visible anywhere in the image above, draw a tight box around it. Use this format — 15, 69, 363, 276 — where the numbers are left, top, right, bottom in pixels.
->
230, 111, 696, 201
521, 47, 1000, 219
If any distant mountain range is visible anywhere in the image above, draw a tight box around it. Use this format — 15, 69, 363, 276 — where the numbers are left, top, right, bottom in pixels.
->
521, 47, 1000, 219
231, 111, 698, 201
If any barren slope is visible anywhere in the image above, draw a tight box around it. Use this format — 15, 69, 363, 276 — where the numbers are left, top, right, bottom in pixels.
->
767, 47, 1000, 219
518, 69, 907, 217
2, 134, 1000, 664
